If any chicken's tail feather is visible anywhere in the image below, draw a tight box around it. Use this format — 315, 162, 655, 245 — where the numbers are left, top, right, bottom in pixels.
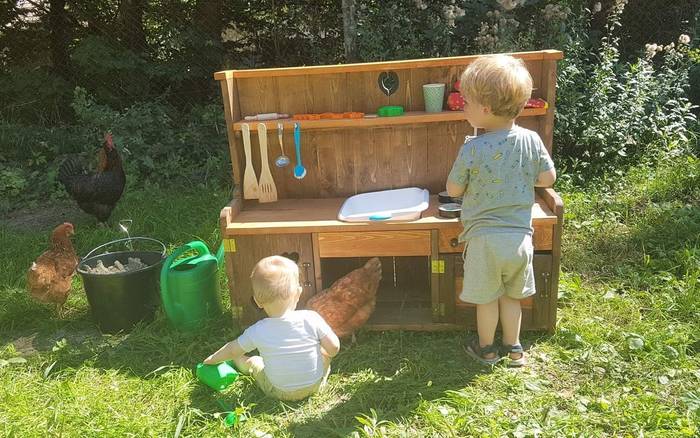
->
58, 158, 85, 185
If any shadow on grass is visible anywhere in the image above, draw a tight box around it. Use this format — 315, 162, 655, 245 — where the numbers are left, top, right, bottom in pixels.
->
192, 331, 491, 435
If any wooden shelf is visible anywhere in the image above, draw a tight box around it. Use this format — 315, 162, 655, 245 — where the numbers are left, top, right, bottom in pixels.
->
232, 108, 547, 132
223, 195, 557, 235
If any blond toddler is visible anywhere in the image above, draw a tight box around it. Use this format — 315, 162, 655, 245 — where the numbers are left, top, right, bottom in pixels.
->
447, 55, 557, 366
204, 256, 340, 400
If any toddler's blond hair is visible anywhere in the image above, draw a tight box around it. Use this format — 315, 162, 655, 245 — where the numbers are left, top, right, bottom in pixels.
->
460, 55, 533, 119
250, 256, 300, 304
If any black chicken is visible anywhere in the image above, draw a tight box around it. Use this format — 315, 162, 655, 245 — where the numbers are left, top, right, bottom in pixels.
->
58, 133, 126, 224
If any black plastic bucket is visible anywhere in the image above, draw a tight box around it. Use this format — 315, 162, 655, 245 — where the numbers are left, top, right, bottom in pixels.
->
78, 237, 166, 333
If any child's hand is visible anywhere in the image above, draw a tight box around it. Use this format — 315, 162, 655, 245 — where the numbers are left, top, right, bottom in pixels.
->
203, 355, 217, 365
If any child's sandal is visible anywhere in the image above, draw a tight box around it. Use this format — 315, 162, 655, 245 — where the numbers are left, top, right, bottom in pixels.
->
501, 343, 526, 367
464, 336, 501, 366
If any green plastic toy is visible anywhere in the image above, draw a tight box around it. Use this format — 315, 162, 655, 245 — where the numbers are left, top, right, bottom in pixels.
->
195, 361, 239, 391
377, 105, 405, 117
160, 241, 224, 331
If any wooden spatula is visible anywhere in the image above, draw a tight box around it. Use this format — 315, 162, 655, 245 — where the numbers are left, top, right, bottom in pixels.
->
257, 123, 278, 203
241, 123, 259, 199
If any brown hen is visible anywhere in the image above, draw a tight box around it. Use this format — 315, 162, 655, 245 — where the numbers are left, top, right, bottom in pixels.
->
27, 223, 78, 316
306, 257, 382, 341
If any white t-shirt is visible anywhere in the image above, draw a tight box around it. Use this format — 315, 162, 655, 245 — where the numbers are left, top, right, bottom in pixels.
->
237, 310, 334, 391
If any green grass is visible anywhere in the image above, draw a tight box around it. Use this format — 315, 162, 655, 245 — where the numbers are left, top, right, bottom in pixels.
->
1, 156, 699, 437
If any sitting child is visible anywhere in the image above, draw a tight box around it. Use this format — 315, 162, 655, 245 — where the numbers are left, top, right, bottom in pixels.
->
447, 55, 556, 366
204, 255, 340, 401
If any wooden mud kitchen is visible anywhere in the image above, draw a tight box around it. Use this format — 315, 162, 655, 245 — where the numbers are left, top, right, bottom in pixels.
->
215, 49, 564, 333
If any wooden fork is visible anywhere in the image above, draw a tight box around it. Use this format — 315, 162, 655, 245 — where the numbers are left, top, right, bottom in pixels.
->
257, 123, 278, 203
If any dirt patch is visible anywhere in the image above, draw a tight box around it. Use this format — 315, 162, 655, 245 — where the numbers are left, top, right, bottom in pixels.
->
1, 202, 91, 232
3, 326, 103, 357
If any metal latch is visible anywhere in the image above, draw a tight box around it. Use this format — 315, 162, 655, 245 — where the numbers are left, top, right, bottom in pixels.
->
223, 238, 237, 253
431, 260, 445, 274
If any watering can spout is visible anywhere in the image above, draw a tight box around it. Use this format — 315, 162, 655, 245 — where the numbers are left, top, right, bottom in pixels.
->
215, 243, 225, 268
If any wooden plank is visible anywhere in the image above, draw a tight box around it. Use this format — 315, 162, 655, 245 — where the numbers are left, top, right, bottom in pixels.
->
534, 225, 553, 251
438, 223, 553, 253
537, 187, 564, 333
532, 254, 553, 329
311, 233, 323, 294
404, 127, 429, 188
347, 71, 383, 113
318, 231, 432, 257
231, 108, 547, 132
430, 230, 441, 321
363, 128, 395, 192
525, 60, 542, 98
276, 76, 311, 115
309, 73, 347, 112
222, 196, 557, 235
214, 50, 564, 80
440, 253, 456, 323
539, 59, 558, 155
316, 131, 337, 198
219, 196, 242, 232
235, 77, 279, 117
220, 78, 243, 193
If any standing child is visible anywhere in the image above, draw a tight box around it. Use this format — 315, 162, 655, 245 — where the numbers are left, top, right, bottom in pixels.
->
204, 255, 340, 400
446, 55, 557, 367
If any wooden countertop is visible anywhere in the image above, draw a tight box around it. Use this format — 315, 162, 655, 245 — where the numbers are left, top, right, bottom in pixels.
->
223, 195, 557, 235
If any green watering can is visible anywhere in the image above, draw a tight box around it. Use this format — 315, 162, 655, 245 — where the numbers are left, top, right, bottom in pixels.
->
160, 240, 225, 331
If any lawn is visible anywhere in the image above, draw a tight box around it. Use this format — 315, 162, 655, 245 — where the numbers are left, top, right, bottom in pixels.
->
1, 156, 699, 437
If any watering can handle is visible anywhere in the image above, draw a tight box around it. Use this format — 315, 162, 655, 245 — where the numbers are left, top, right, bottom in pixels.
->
160, 241, 211, 320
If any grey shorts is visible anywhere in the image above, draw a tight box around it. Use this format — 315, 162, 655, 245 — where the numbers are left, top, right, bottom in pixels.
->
459, 233, 536, 304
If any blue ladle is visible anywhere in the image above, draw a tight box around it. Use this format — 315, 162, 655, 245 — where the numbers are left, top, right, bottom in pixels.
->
293, 123, 307, 179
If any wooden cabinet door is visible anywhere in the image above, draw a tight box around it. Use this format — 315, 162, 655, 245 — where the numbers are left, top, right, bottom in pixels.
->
531, 253, 554, 331
449, 252, 554, 331
226, 234, 316, 327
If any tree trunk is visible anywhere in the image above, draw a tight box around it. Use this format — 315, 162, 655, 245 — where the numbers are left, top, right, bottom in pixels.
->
194, 0, 224, 42
341, 0, 357, 62
117, 0, 146, 53
49, 0, 70, 77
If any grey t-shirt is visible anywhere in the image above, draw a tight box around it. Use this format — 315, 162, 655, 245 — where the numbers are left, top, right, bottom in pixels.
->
447, 125, 554, 242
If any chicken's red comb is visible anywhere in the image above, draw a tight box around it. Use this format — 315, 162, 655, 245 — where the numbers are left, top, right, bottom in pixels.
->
104, 132, 114, 150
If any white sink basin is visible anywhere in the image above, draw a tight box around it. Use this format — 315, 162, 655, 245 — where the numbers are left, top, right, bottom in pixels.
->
338, 187, 430, 222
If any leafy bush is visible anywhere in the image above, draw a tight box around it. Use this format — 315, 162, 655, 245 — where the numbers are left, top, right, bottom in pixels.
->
0, 88, 229, 214
69, 87, 229, 186
0, 67, 71, 124
554, 5, 697, 181
356, 0, 458, 61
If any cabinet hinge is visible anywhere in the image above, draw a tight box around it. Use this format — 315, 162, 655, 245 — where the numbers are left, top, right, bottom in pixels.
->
231, 306, 243, 319
432, 303, 446, 317
431, 260, 445, 274
223, 238, 237, 253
